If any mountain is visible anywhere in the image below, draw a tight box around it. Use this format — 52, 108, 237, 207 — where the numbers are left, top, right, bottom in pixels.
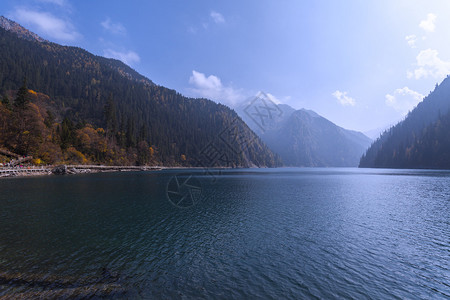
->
360, 78, 450, 169
0, 17, 281, 167
0, 16, 47, 43
363, 124, 393, 140
236, 97, 372, 167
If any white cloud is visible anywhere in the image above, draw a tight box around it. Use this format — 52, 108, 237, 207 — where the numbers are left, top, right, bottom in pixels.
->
419, 13, 436, 32
332, 90, 356, 106
190, 71, 221, 90
189, 70, 243, 106
103, 49, 140, 65
210, 11, 225, 24
101, 18, 126, 35
10, 8, 80, 41
405, 35, 417, 48
266, 93, 282, 104
385, 87, 424, 114
407, 48, 450, 80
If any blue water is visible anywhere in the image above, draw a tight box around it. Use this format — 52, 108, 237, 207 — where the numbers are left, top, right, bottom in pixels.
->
0, 168, 449, 299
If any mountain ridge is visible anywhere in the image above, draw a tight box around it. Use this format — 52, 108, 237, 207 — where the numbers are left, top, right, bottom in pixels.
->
360, 77, 450, 169
0, 15, 155, 89
0, 16, 47, 43
0, 19, 280, 167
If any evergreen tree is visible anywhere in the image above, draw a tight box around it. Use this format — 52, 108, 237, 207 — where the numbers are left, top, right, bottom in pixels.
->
14, 78, 29, 109
60, 117, 74, 151
104, 94, 117, 137
138, 124, 149, 142
126, 118, 136, 148
2, 95, 11, 110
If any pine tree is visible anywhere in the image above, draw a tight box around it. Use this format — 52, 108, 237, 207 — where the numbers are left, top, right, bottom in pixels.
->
14, 78, 29, 109
2, 95, 11, 110
60, 117, 74, 151
126, 118, 136, 148
104, 94, 117, 137
138, 124, 149, 142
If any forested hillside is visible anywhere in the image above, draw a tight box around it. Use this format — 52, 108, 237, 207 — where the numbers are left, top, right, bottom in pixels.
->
0, 21, 280, 167
360, 77, 450, 169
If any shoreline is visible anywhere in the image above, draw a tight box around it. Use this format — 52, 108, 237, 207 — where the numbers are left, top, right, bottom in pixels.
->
0, 165, 164, 178
0, 165, 241, 179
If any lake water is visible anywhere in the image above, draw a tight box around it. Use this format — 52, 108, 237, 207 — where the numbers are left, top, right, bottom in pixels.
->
0, 168, 449, 299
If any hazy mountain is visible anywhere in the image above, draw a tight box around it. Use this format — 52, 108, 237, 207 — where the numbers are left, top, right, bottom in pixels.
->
0, 18, 281, 167
363, 124, 393, 140
236, 98, 372, 167
360, 78, 450, 169
236, 99, 295, 136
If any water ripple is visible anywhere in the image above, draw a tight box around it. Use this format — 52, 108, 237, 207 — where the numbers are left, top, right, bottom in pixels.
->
0, 169, 449, 298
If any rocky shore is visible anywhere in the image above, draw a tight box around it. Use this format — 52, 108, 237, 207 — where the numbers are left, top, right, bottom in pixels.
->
0, 165, 162, 178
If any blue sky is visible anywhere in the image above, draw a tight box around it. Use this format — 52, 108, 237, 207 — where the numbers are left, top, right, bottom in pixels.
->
1, 0, 450, 134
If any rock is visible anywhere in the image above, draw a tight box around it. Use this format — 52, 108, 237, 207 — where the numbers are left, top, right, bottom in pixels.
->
66, 168, 79, 175
52, 165, 67, 175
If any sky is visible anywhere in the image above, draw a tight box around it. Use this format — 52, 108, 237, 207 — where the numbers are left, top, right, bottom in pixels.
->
1, 0, 450, 134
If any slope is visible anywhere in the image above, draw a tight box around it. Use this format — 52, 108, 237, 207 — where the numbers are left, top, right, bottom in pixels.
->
360, 77, 450, 169
0, 18, 280, 167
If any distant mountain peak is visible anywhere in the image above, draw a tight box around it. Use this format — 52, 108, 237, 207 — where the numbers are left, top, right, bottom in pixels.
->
236, 99, 372, 167
0, 16, 47, 43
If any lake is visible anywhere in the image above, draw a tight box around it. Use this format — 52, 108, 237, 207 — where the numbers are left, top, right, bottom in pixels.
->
0, 168, 449, 299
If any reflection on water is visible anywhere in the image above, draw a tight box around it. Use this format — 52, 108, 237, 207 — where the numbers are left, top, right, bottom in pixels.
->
0, 168, 449, 298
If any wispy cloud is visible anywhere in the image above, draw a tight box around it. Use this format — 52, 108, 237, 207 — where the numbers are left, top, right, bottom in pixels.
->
407, 48, 450, 80
266, 93, 282, 104
405, 35, 417, 48
332, 90, 356, 106
101, 18, 126, 35
103, 49, 140, 65
385, 87, 424, 114
419, 13, 436, 33
188, 70, 243, 106
10, 8, 80, 41
210, 11, 225, 24
36, 0, 68, 7
188, 11, 226, 34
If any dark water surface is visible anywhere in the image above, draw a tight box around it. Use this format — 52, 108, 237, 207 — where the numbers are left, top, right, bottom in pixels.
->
0, 168, 449, 299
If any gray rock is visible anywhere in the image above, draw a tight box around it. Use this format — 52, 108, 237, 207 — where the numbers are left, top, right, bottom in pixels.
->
52, 165, 67, 175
